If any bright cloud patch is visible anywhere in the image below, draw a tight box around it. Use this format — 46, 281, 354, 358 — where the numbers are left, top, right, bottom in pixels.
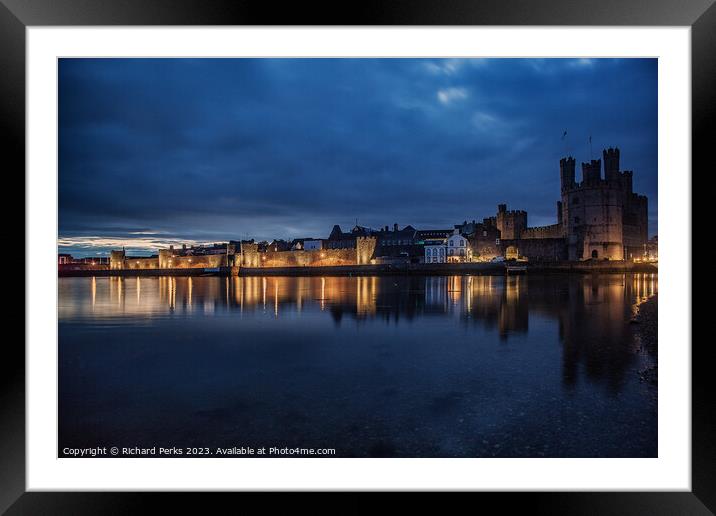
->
437, 87, 468, 105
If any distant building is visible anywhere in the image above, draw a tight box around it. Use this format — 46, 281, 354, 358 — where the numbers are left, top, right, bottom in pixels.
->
268, 239, 291, 252
325, 225, 375, 249
303, 239, 323, 251
424, 241, 446, 263
423, 229, 471, 263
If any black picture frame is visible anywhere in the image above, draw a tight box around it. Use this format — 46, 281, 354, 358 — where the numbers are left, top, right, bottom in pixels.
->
3, 0, 709, 511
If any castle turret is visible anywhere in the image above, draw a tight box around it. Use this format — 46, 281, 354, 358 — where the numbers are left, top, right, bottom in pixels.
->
622, 170, 633, 193
581, 159, 601, 185
559, 157, 575, 191
603, 147, 620, 182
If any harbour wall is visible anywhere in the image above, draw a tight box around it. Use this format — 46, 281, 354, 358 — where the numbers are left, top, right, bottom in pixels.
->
59, 261, 656, 277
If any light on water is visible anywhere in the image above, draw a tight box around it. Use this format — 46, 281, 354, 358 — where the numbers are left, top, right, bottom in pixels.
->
59, 274, 657, 457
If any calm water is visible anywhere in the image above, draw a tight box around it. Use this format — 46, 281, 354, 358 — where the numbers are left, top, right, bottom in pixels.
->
59, 273, 657, 457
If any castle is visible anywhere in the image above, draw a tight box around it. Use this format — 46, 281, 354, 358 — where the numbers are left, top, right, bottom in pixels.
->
95, 146, 650, 272
493, 148, 649, 261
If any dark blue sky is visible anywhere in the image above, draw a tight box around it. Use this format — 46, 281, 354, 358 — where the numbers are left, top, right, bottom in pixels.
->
59, 58, 657, 256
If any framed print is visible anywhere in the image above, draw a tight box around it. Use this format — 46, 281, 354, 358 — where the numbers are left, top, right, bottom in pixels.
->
3, 0, 710, 512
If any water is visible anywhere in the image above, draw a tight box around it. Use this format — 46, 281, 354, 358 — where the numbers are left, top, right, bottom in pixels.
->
58, 273, 657, 457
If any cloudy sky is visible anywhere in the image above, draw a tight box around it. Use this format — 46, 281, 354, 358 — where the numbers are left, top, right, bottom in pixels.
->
59, 58, 657, 257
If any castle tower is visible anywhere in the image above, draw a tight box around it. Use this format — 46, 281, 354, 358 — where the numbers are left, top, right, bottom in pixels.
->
603, 147, 620, 182
110, 249, 126, 270
158, 248, 171, 269
496, 204, 527, 240
581, 159, 602, 185
561, 151, 624, 260
559, 157, 576, 192
356, 236, 377, 265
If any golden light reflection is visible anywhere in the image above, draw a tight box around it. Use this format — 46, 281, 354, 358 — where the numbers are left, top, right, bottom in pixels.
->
321, 277, 326, 310
61, 274, 657, 342
274, 280, 279, 317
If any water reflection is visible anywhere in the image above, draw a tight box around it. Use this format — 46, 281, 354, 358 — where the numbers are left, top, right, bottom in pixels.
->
60, 274, 656, 325
59, 274, 656, 391
59, 273, 657, 457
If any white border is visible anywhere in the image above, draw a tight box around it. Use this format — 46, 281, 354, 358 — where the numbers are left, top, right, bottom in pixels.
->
27, 27, 691, 491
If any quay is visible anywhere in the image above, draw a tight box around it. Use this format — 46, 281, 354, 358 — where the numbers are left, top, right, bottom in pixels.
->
58, 261, 657, 278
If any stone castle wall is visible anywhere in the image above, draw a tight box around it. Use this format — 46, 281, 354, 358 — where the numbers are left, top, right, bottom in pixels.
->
501, 238, 567, 261
123, 257, 160, 270
162, 254, 227, 269
239, 237, 376, 268
111, 250, 227, 270
520, 223, 564, 240
470, 239, 501, 260
259, 248, 357, 268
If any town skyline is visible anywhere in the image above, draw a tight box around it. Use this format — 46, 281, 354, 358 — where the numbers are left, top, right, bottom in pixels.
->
59, 58, 658, 257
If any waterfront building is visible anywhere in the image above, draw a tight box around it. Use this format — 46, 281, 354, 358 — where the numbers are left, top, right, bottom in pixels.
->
423, 229, 471, 263
424, 241, 447, 263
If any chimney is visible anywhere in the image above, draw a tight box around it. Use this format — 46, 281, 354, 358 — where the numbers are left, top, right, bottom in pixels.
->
393, 223, 399, 232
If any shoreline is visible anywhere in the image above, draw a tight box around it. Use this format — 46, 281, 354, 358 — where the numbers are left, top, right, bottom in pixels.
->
632, 294, 658, 386
58, 261, 657, 278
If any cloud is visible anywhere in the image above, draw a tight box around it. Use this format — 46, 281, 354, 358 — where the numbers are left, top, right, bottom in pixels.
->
437, 87, 469, 105
57, 235, 215, 255
568, 58, 595, 68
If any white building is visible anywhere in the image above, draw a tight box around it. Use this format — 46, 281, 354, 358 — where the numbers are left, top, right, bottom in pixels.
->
424, 243, 446, 263
447, 231, 470, 262
424, 229, 471, 263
